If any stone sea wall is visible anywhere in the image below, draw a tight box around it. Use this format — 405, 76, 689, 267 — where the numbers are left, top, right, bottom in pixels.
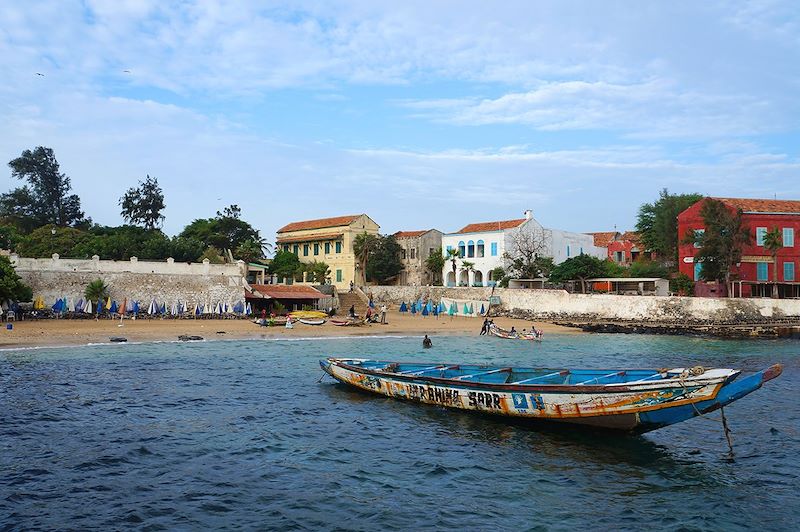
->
366, 285, 800, 324
11, 255, 248, 305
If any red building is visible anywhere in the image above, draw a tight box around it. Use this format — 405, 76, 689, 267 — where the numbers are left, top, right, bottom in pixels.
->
677, 197, 800, 298
588, 231, 652, 264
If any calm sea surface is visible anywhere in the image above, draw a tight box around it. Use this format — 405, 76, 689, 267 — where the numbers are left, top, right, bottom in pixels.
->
1, 333, 798, 531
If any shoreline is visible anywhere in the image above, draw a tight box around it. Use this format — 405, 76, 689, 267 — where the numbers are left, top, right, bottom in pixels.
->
0, 312, 579, 349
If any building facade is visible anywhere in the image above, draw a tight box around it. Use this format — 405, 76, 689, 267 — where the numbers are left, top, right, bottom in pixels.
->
441, 210, 605, 287
394, 229, 443, 286
275, 214, 379, 289
588, 231, 651, 264
677, 197, 800, 297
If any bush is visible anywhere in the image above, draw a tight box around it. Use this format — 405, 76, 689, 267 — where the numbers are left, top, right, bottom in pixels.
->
671, 273, 694, 296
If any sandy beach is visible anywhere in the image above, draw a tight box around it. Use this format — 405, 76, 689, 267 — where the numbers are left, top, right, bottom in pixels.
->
0, 312, 579, 349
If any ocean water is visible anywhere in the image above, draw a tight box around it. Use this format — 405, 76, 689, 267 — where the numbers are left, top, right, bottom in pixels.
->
1, 334, 798, 531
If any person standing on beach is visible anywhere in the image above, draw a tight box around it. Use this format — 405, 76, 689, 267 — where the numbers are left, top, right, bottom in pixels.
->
480, 318, 489, 335
380, 304, 387, 324
349, 281, 354, 292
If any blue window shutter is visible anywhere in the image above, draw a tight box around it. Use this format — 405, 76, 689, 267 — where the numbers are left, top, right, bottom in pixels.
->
567, 245, 570, 257
756, 227, 767, 246
491, 242, 497, 256
694, 262, 703, 281
783, 228, 795, 247
784, 262, 795, 281
757, 262, 768, 281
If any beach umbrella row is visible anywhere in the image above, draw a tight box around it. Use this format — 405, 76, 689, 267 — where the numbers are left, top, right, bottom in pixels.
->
32, 295, 254, 317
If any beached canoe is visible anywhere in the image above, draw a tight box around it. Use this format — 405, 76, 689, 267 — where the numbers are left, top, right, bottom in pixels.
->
298, 318, 326, 325
331, 318, 362, 326
489, 324, 542, 341
320, 358, 782, 433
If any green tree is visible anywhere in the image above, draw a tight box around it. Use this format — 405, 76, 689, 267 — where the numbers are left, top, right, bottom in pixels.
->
199, 246, 225, 264
72, 225, 172, 260
0, 255, 33, 302
460, 260, 475, 286
0, 225, 22, 251
1, 147, 88, 231
15, 225, 92, 258
268, 250, 303, 281
366, 235, 403, 284
489, 266, 508, 287
353, 232, 379, 284
549, 254, 609, 293
629, 259, 668, 278
763, 227, 783, 298
305, 260, 331, 284
688, 198, 751, 286
445, 247, 460, 284
672, 272, 695, 296
179, 205, 266, 257
235, 239, 265, 264
636, 189, 703, 266
84, 278, 109, 303
170, 236, 205, 262
119, 175, 166, 229
424, 250, 446, 285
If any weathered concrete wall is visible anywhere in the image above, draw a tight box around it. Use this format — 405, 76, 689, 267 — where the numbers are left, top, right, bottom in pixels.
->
366, 285, 800, 323
12, 255, 247, 305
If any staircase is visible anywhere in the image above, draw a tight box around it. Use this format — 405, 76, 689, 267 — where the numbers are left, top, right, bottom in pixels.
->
338, 291, 369, 317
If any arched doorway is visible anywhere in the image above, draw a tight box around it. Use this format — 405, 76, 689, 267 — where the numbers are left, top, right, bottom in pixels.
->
473, 270, 483, 286
459, 270, 469, 286
446, 271, 456, 287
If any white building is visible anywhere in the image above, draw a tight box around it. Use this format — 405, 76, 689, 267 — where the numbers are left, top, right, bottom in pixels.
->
441, 210, 605, 287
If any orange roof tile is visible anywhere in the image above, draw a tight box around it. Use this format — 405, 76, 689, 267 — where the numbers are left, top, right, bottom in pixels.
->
276, 232, 343, 244
277, 215, 361, 233
455, 219, 526, 234
587, 231, 619, 247
713, 197, 800, 214
394, 230, 428, 238
620, 231, 641, 243
249, 284, 326, 300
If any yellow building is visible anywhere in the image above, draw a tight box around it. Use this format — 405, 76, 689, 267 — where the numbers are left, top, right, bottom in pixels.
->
275, 214, 380, 288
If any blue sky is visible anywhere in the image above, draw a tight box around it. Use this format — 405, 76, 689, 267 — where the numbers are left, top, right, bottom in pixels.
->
1, 1, 799, 243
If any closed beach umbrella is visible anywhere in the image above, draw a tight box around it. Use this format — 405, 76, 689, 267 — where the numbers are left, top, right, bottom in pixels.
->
171, 301, 178, 316
480, 303, 485, 315
147, 299, 156, 315
463, 303, 469, 315
245, 302, 252, 315
105, 296, 112, 310
410, 302, 417, 314
132, 300, 140, 315
468, 303, 474, 315
399, 302, 407, 312
51, 298, 60, 312
109, 300, 118, 313
215, 301, 222, 315
194, 303, 201, 316
67, 297, 75, 312
432, 304, 439, 317
448, 302, 456, 316
75, 298, 84, 312
119, 298, 127, 315
426, 301, 432, 313
421, 304, 429, 317
204, 300, 211, 315
160, 302, 166, 314
97, 299, 104, 313
84, 299, 92, 314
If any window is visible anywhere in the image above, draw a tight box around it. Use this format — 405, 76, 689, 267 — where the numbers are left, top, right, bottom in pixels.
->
429, 248, 434, 257
313, 243, 319, 256
490, 242, 497, 256
282, 244, 289, 252
784, 262, 795, 282
757, 262, 768, 281
694, 229, 705, 248
784, 228, 795, 247
467, 240, 475, 258
410, 248, 416, 259
694, 261, 703, 281
446, 245, 452, 253
756, 227, 767, 246
566, 245, 570, 258
336, 269, 342, 282
293, 244, 299, 255
458, 241, 466, 258
303, 244, 309, 256
401, 248, 406, 259
477, 240, 485, 258
325, 242, 330, 254
335, 241, 342, 253
615, 251, 624, 262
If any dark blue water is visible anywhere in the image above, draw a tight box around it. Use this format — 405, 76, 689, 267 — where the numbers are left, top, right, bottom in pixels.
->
2, 334, 798, 531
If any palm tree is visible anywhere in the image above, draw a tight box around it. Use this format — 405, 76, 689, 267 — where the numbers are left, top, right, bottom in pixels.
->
353, 232, 378, 284
461, 261, 476, 286
763, 227, 783, 298
445, 248, 460, 285
84, 279, 109, 305
424, 251, 446, 285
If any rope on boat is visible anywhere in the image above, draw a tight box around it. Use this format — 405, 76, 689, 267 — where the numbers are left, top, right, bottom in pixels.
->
720, 407, 735, 459
677, 366, 736, 459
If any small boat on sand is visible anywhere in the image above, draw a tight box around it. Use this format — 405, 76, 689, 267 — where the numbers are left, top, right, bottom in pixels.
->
320, 358, 782, 433
489, 324, 542, 341
298, 318, 326, 325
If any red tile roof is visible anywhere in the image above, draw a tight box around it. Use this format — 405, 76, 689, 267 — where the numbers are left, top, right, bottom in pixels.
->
249, 284, 326, 300
455, 219, 526, 234
714, 198, 800, 214
277, 215, 361, 233
276, 232, 343, 244
620, 231, 641, 243
394, 230, 428, 238
587, 231, 619, 247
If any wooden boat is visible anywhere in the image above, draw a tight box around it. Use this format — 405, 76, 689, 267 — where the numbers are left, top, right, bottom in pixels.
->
320, 358, 782, 433
331, 318, 362, 327
298, 318, 326, 325
489, 324, 542, 341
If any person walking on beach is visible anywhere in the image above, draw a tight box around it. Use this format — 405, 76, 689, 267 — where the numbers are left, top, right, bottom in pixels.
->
380, 304, 387, 324
348, 305, 356, 318
349, 281, 354, 293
